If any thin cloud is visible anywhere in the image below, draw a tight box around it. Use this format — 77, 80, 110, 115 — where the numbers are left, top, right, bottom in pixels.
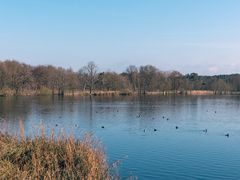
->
182, 42, 240, 49
207, 62, 240, 75
208, 66, 220, 74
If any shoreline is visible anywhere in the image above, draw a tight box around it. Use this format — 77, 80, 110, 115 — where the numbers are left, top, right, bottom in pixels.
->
1, 89, 240, 97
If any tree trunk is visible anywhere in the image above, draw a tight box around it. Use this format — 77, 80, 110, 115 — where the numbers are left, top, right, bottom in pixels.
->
89, 87, 92, 94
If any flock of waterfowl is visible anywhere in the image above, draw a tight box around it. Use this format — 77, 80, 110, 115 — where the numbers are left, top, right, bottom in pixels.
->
96, 109, 231, 138
48, 109, 233, 138
0, 109, 231, 138
49, 113, 231, 138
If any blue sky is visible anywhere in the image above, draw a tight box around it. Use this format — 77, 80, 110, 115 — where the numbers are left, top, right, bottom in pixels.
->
0, 0, 240, 75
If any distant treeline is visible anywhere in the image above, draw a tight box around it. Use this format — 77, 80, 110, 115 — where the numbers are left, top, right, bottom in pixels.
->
0, 60, 240, 96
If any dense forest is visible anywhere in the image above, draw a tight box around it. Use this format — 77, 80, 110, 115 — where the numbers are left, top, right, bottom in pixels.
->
0, 60, 240, 96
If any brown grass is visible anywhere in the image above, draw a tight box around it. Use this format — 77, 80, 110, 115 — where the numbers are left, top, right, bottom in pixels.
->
0, 125, 111, 179
185, 90, 215, 95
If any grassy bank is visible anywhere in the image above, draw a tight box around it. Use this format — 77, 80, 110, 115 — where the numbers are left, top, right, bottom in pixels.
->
0, 88, 133, 97
1, 88, 240, 97
0, 129, 111, 179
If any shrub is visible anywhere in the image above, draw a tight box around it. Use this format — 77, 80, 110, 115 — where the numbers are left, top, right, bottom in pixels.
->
0, 130, 110, 179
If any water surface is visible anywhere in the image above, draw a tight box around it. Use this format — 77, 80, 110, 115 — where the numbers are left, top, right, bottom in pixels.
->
0, 95, 240, 179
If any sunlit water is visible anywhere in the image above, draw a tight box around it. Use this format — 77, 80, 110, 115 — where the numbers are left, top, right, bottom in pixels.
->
0, 95, 240, 179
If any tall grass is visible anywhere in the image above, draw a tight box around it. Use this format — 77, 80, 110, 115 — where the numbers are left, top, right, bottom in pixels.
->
0, 125, 111, 179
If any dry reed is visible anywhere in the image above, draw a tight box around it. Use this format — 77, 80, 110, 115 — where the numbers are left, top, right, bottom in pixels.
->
0, 125, 111, 180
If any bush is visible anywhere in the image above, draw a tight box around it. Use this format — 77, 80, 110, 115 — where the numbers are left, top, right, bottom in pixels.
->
0, 87, 14, 96
38, 87, 52, 96
0, 130, 110, 179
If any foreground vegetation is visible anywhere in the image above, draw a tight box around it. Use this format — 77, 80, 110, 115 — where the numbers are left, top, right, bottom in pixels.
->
0, 60, 240, 96
0, 129, 111, 179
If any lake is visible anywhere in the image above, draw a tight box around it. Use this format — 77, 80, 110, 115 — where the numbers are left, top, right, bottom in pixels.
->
0, 95, 240, 179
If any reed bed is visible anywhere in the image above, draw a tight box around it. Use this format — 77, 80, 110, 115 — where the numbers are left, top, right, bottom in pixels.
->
0, 126, 111, 180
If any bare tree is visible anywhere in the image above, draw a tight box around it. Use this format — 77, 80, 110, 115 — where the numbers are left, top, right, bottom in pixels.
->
32, 65, 49, 89
4, 60, 32, 95
0, 62, 7, 89
83, 61, 98, 94
1, 59, 240, 96
126, 65, 139, 92
169, 71, 183, 92
139, 65, 158, 94
211, 79, 230, 93
56, 67, 66, 96
78, 68, 88, 92
66, 68, 79, 95
102, 72, 130, 91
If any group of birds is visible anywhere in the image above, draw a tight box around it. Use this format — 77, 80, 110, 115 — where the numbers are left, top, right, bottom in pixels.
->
139, 114, 181, 133
52, 109, 231, 138
100, 110, 230, 138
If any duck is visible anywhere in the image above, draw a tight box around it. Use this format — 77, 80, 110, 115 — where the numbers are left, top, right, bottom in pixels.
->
203, 129, 207, 133
225, 133, 229, 137
154, 129, 157, 131
101, 126, 105, 129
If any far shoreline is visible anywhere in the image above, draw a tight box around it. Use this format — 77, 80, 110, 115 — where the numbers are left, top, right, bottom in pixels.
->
1, 89, 240, 97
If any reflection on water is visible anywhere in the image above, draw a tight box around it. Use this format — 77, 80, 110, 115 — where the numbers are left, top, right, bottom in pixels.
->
0, 95, 240, 179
